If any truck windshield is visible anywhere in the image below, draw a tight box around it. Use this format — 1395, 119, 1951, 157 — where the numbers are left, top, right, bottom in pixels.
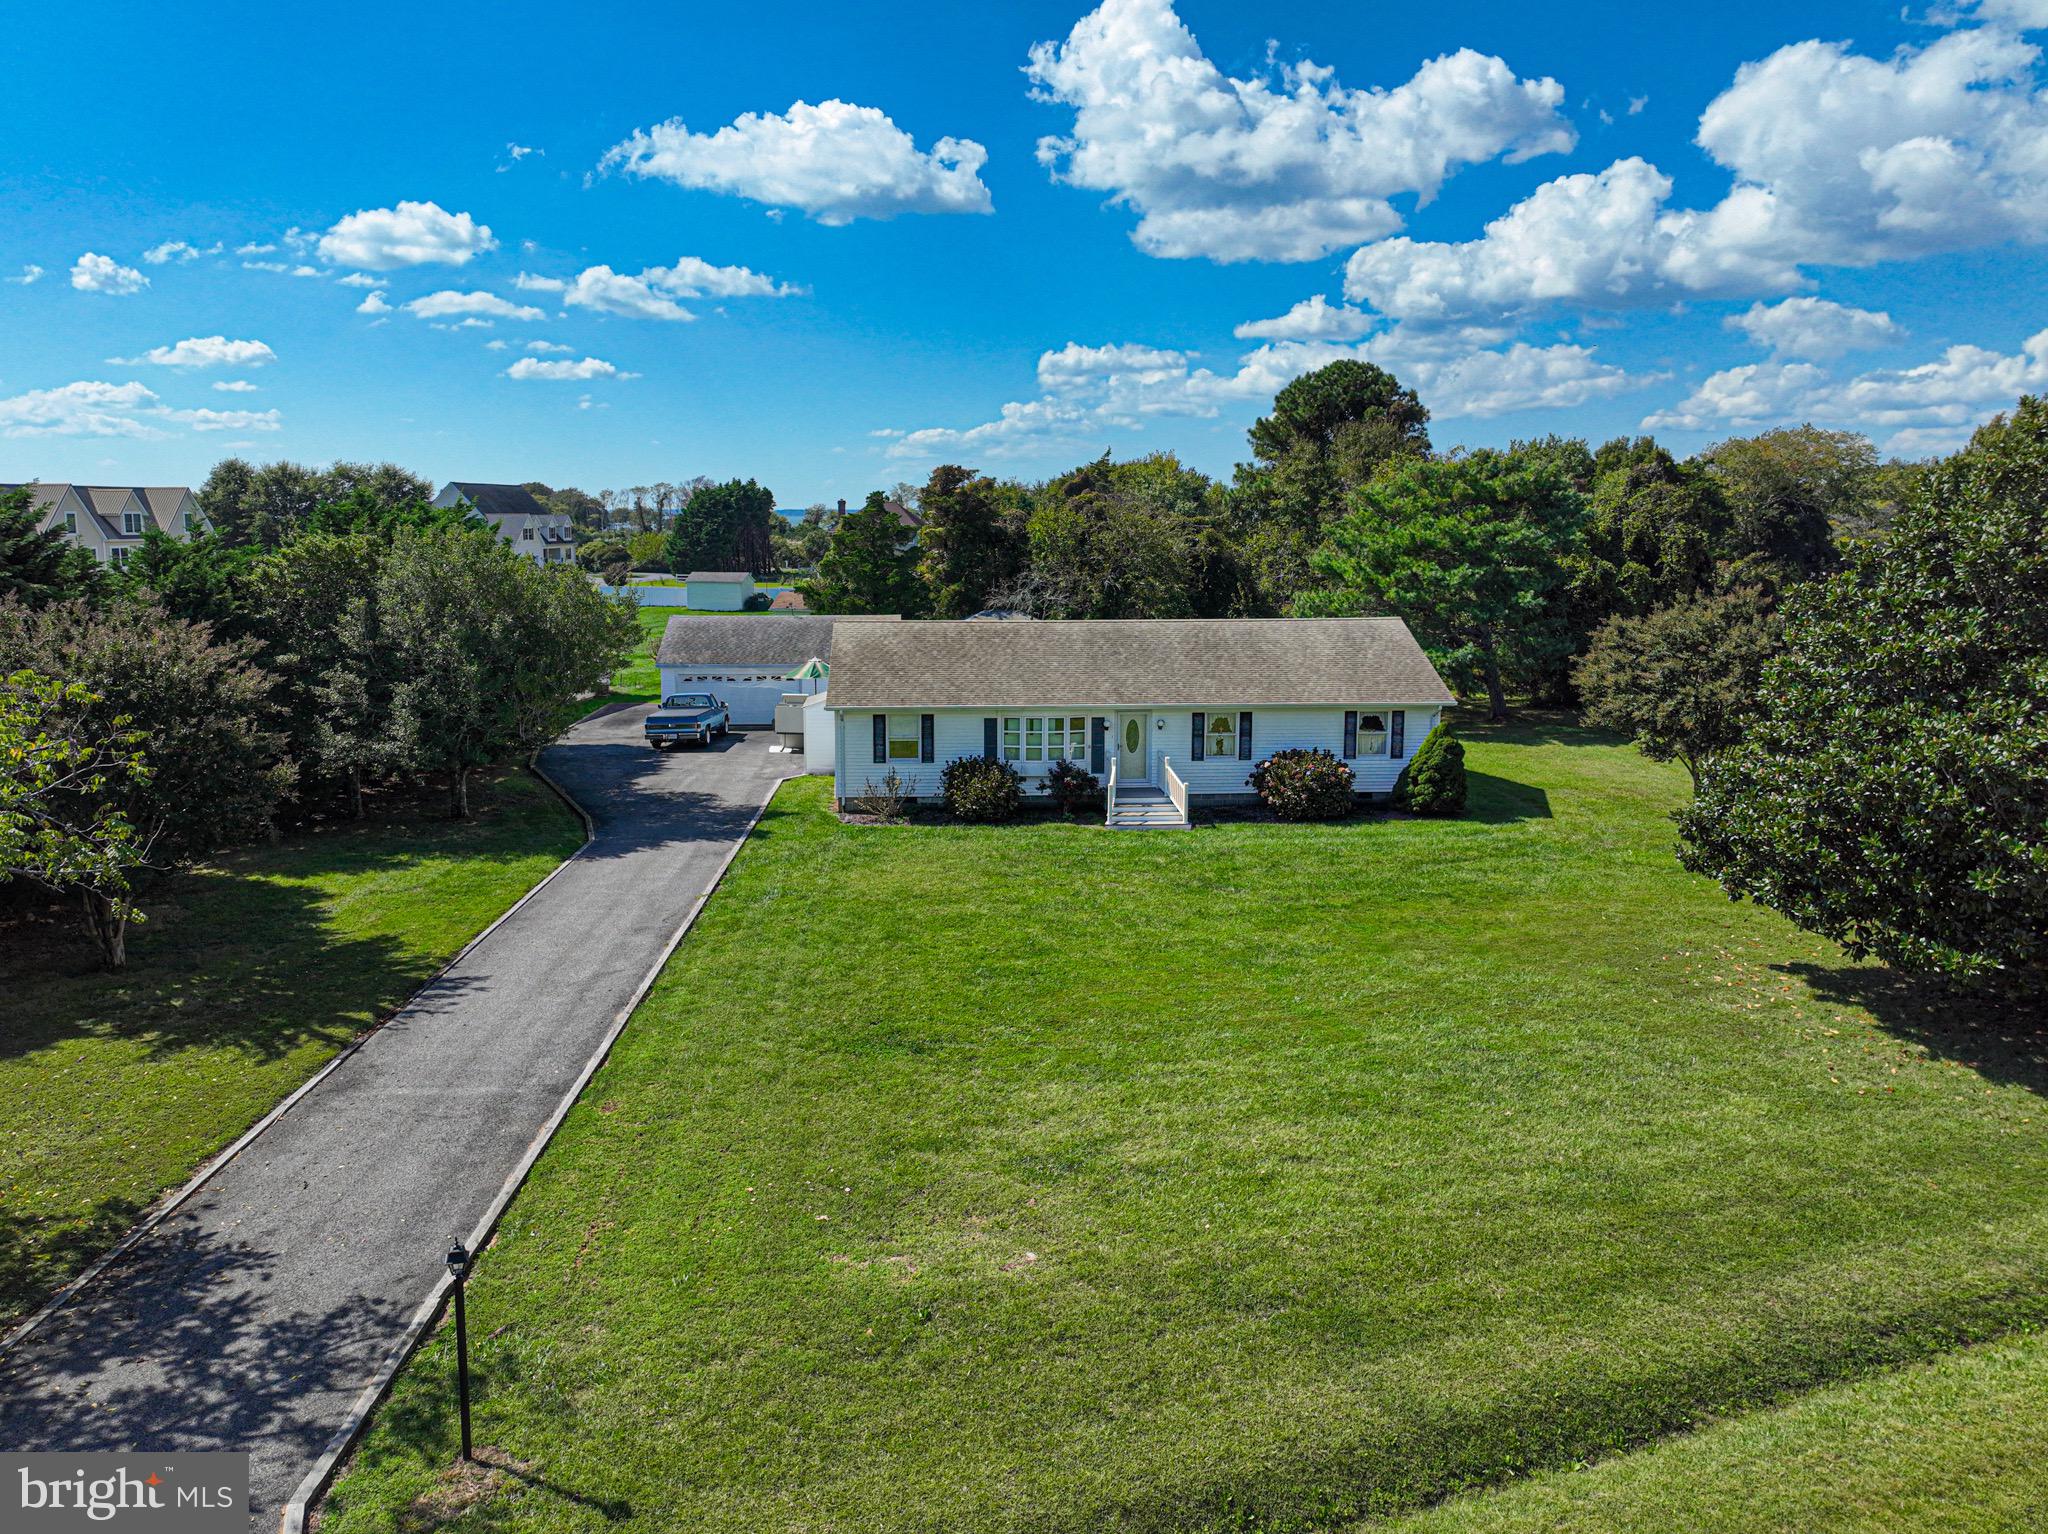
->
661, 695, 716, 710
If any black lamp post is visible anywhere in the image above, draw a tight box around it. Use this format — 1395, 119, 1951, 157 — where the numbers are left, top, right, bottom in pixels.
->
445, 1241, 473, 1463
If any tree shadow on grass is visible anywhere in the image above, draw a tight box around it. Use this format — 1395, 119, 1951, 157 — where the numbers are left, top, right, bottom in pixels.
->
1449, 707, 1629, 751
1782, 962, 2048, 1097
1463, 771, 1553, 824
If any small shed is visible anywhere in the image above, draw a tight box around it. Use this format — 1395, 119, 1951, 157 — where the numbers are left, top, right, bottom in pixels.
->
684, 571, 757, 611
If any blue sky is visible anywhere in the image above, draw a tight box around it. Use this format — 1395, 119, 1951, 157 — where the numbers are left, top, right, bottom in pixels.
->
5, 0, 2048, 505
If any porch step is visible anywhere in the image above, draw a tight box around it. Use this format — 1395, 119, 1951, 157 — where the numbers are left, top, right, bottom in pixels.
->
1105, 786, 1189, 829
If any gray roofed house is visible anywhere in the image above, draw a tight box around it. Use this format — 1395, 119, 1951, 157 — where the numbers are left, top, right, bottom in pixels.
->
432, 481, 577, 565
826, 618, 1456, 710
824, 617, 1456, 828
656, 613, 897, 670
4, 482, 199, 566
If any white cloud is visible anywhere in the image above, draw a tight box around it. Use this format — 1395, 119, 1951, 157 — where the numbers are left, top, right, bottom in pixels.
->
888, 328, 1641, 459
525, 339, 573, 354
356, 290, 391, 315
7, 265, 41, 285
70, 252, 149, 294
1627, 95, 1649, 115
142, 240, 220, 264
335, 272, 381, 287
316, 200, 496, 269
504, 355, 634, 381
499, 143, 543, 172
1727, 298, 1901, 360
516, 256, 804, 322
236, 242, 276, 256
601, 99, 992, 224
1644, 326, 2048, 451
1952, 1, 2048, 31
212, 379, 259, 392
109, 335, 277, 368
1234, 295, 1377, 341
0, 379, 281, 438
243, 261, 289, 273
1347, 26, 2048, 324
404, 289, 545, 323
1024, 0, 1574, 262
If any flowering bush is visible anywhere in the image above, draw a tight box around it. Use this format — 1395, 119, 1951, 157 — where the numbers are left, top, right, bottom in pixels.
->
1248, 747, 1355, 821
940, 756, 1024, 823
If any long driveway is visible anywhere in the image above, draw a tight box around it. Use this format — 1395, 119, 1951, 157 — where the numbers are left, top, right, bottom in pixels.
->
0, 707, 795, 1525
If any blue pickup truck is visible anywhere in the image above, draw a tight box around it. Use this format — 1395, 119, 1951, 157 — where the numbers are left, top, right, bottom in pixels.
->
645, 692, 731, 750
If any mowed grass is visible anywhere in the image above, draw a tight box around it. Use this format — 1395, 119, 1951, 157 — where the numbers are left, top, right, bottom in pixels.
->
322, 717, 2048, 1534
581, 603, 729, 717
1382, 1329, 2048, 1533
0, 770, 582, 1325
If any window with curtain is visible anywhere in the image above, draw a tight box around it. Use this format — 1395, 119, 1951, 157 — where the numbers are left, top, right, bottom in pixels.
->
1357, 713, 1389, 755
1205, 710, 1236, 759
887, 715, 921, 760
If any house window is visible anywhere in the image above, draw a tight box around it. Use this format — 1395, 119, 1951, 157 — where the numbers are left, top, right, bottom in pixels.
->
887, 715, 921, 760
1001, 716, 1089, 766
1357, 713, 1389, 755
122, 512, 143, 535
109, 546, 130, 568
1205, 710, 1236, 760
522, 526, 535, 540
63, 512, 76, 534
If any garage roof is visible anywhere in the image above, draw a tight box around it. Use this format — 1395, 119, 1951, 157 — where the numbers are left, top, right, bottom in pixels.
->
655, 613, 898, 669
826, 618, 1456, 709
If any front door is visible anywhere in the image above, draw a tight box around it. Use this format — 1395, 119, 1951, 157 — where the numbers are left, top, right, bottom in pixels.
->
1115, 712, 1150, 785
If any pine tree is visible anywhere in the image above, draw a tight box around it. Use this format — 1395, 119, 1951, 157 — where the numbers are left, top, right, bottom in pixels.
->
801, 493, 923, 614
0, 485, 98, 606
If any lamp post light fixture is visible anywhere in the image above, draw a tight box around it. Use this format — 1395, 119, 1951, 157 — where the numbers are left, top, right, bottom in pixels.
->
445, 1240, 473, 1463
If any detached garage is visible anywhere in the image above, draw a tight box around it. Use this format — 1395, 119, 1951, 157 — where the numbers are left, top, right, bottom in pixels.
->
655, 614, 897, 727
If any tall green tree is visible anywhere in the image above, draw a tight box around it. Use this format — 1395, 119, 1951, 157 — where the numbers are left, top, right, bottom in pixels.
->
1678, 397, 2048, 987
198, 458, 433, 548
0, 598, 292, 966
664, 478, 776, 576
1303, 451, 1585, 721
0, 669, 149, 956
109, 530, 263, 640
0, 485, 99, 606
1698, 426, 1868, 581
377, 529, 524, 819
1574, 587, 1780, 788
802, 492, 924, 615
1003, 454, 1217, 619
1571, 438, 1731, 627
915, 465, 1020, 618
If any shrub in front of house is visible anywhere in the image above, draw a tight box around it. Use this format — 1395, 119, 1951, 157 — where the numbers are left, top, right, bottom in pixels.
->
1248, 747, 1355, 821
1045, 758, 1102, 817
1398, 727, 1467, 816
941, 757, 1024, 823
743, 590, 772, 611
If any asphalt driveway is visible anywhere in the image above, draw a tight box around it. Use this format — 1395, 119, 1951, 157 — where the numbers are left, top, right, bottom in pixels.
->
0, 707, 797, 1526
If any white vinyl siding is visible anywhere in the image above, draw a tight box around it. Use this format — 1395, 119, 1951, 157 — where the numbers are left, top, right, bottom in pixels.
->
833, 706, 1443, 802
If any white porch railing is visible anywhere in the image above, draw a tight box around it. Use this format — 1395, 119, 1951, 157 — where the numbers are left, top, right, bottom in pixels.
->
1162, 756, 1189, 822
1105, 753, 1120, 821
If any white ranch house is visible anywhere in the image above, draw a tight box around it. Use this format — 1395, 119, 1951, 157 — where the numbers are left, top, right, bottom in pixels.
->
824, 617, 1455, 829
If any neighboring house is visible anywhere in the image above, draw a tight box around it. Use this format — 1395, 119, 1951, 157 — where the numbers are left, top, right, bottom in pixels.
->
655, 612, 898, 726
684, 571, 757, 611
769, 589, 809, 611
431, 481, 577, 564
832, 496, 923, 550
826, 618, 1456, 828
3, 482, 201, 568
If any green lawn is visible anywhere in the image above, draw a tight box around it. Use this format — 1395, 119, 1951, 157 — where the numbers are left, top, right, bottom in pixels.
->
1381, 1329, 2048, 1533
322, 717, 2048, 1534
0, 770, 582, 1325
583, 603, 735, 717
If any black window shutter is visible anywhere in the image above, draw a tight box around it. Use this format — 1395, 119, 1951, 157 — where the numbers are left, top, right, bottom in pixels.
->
983, 717, 998, 761
1090, 717, 1106, 775
921, 714, 935, 763
1238, 711, 1253, 761
1390, 711, 1406, 758
872, 714, 887, 764
1343, 710, 1358, 758
1191, 711, 1205, 762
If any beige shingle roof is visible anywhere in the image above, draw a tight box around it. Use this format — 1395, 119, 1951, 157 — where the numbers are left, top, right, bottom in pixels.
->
655, 613, 899, 669
827, 617, 1456, 709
